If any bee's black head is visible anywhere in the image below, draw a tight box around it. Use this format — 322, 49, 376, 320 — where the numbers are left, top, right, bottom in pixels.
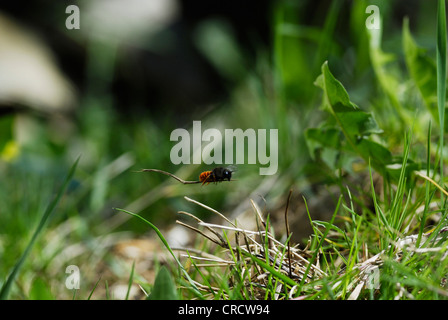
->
223, 168, 232, 181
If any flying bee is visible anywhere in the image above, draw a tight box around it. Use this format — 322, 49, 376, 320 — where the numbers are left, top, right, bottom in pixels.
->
199, 166, 237, 185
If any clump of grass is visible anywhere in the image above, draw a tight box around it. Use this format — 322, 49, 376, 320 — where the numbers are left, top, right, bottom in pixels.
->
175, 196, 326, 299
120, 165, 448, 300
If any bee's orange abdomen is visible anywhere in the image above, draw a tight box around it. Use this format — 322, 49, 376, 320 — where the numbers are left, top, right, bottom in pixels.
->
199, 171, 213, 184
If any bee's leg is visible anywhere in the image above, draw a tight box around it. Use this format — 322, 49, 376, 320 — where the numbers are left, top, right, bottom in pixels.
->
202, 175, 212, 186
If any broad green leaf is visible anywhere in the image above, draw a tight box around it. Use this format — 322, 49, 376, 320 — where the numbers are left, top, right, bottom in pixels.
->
314, 61, 392, 173
332, 107, 383, 137
357, 139, 392, 167
314, 71, 358, 111
29, 277, 54, 300
305, 127, 341, 159
147, 266, 178, 300
315, 63, 383, 137
305, 127, 355, 173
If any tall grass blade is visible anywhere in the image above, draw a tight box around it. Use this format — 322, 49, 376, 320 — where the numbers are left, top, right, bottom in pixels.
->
437, 0, 447, 183
418, 122, 433, 247
0, 157, 80, 300
125, 261, 135, 300
87, 276, 102, 300
298, 194, 342, 292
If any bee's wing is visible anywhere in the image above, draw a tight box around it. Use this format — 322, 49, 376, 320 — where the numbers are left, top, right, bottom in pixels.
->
226, 165, 238, 173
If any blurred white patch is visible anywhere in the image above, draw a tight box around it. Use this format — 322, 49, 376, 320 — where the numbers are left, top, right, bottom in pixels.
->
166, 225, 191, 248
0, 13, 76, 112
82, 0, 179, 42
112, 283, 140, 300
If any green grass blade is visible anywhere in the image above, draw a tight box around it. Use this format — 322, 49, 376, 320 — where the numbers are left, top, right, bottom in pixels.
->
437, 0, 447, 183
0, 156, 80, 300
125, 261, 135, 300
105, 280, 110, 300
298, 194, 342, 293
242, 251, 297, 288
389, 132, 412, 237
87, 276, 102, 300
184, 251, 216, 298
369, 158, 391, 242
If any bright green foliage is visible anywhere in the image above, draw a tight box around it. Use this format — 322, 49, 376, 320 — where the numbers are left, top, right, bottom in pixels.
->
308, 61, 393, 176
148, 266, 178, 300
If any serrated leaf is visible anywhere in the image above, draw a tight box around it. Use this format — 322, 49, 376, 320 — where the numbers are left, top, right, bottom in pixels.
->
317, 62, 383, 137
314, 62, 392, 173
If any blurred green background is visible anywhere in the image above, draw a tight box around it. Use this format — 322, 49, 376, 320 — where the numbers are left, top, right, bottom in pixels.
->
0, 0, 440, 299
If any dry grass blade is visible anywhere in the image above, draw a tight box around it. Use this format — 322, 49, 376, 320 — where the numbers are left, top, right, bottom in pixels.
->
175, 220, 224, 247
180, 255, 235, 265
250, 199, 266, 227
178, 211, 227, 246
139, 168, 201, 184
184, 196, 236, 227
415, 170, 448, 197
